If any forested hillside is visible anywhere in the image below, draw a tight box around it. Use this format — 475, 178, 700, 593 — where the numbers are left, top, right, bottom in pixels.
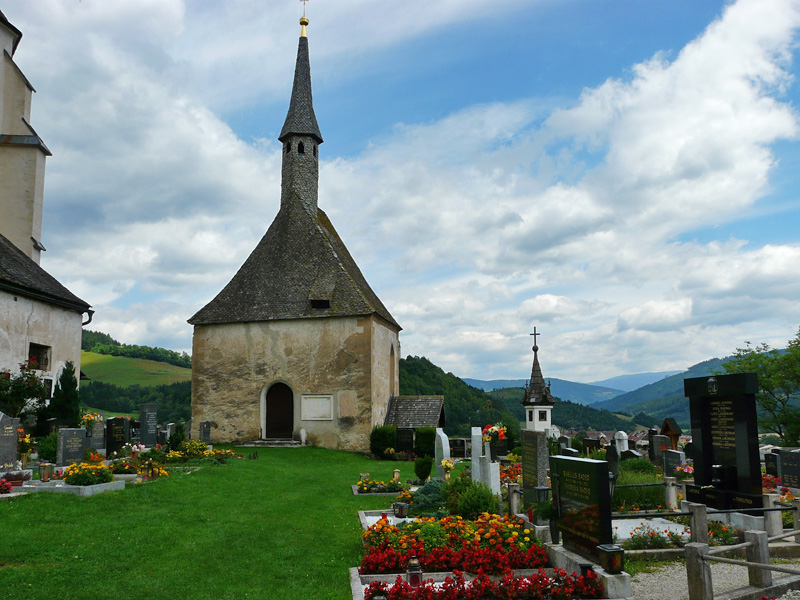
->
80, 380, 191, 424
590, 357, 730, 427
399, 356, 520, 440
82, 329, 192, 369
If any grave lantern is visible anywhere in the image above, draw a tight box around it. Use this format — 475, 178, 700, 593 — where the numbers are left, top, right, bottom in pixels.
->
393, 468, 400, 482
597, 544, 625, 574
406, 554, 422, 588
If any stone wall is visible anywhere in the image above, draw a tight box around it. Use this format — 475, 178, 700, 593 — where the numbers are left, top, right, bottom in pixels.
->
191, 314, 398, 452
370, 317, 399, 428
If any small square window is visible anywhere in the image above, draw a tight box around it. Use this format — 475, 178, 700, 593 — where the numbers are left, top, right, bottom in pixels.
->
538, 410, 547, 422
28, 343, 51, 370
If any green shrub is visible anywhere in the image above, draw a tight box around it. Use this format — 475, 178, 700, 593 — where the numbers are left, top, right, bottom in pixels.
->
571, 437, 583, 455
36, 432, 58, 462
179, 440, 208, 458
620, 457, 657, 475
414, 427, 436, 458
454, 480, 501, 519
369, 425, 397, 457
443, 473, 475, 514
167, 422, 186, 452
414, 455, 433, 481
408, 480, 446, 516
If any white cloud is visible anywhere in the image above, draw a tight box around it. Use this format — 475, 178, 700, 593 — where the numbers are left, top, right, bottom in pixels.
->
4, 0, 800, 382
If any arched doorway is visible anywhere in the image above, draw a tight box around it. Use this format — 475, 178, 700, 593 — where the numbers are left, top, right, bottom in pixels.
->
264, 383, 294, 439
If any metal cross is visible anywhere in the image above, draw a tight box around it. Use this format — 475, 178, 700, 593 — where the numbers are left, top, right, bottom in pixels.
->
529, 327, 541, 346
300, 0, 308, 16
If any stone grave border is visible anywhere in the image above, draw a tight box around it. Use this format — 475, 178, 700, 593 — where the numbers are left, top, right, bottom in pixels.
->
21, 480, 125, 497
350, 484, 402, 496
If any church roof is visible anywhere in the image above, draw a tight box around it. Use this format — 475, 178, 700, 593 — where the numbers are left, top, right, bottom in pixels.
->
278, 34, 322, 144
521, 344, 555, 406
0, 232, 91, 313
188, 201, 400, 328
0, 10, 23, 56
384, 396, 445, 429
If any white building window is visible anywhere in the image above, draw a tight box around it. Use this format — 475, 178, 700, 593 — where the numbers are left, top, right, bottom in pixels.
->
28, 343, 51, 370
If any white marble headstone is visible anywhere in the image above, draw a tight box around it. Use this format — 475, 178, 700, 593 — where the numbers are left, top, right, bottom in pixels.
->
471, 427, 483, 483
614, 431, 629, 454
434, 428, 450, 479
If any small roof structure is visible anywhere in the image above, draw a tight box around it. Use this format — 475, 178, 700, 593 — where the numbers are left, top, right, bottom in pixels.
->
384, 396, 445, 430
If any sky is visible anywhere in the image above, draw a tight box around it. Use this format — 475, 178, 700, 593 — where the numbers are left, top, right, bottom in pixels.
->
4, 0, 800, 383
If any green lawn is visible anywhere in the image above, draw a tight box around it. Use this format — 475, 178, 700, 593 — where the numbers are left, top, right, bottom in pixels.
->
81, 351, 192, 387
0, 447, 439, 599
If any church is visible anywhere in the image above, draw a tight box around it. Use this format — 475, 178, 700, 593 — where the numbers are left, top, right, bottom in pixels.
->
188, 17, 401, 451
0, 10, 91, 397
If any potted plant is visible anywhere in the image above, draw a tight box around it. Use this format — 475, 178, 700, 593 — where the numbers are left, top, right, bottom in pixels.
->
16, 428, 34, 468
441, 458, 455, 481
1, 470, 32, 487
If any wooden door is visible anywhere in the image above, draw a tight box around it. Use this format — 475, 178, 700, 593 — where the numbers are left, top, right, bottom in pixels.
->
265, 383, 293, 438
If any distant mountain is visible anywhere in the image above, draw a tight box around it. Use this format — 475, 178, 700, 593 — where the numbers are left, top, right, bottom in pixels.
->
590, 357, 730, 428
587, 371, 683, 392
462, 377, 624, 406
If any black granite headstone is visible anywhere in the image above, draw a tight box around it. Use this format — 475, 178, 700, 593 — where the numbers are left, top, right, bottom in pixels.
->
684, 373, 762, 510
561, 447, 580, 457
550, 455, 613, 563
57, 428, 86, 466
396, 428, 414, 453
129, 420, 141, 443
449, 438, 467, 459
765, 452, 780, 478
558, 435, 572, 449
606, 446, 619, 479
200, 421, 212, 445
140, 403, 158, 447
780, 451, 800, 489
652, 435, 670, 464
662, 449, 686, 477
0, 412, 20, 470
582, 438, 602, 455
621, 449, 642, 461
106, 417, 130, 457
647, 428, 658, 461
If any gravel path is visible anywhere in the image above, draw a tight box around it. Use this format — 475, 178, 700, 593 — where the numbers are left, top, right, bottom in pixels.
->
631, 559, 800, 600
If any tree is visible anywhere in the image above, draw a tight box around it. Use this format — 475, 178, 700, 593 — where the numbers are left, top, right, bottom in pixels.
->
0, 359, 47, 418
46, 361, 81, 428
722, 328, 800, 445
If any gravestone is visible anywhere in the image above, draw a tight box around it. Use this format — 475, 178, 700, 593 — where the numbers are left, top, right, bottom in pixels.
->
129, 420, 141, 443
606, 445, 620, 480
613, 431, 629, 454
684, 373, 762, 510
683, 441, 696, 461
166, 423, 176, 440
449, 438, 467, 459
764, 451, 780, 478
57, 428, 86, 466
521, 430, 549, 509
779, 451, 800, 489
661, 418, 683, 450
396, 428, 414, 453
0, 412, 20, 470
647, 428, 658, 461
582, 437, 601, 455
90, 413, 106, 450
140, 403, 158, 447
621, 449, 642, 461
479, 455, 502, 496
492, 437, 508, 458
561, 447, 580, 457
662, 449, 686, 478
558, 435, 572, 450
157, 429, 167, 446
200, 421, 212, 445
550, 455, 613, 563
652, 435, 669, 463
106, 417, 130, 457
471, 427, 484, 484
434, 428, 451, 479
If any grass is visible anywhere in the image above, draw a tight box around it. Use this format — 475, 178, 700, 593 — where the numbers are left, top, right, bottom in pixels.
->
80, 351, 192, 387
82, 405, 138, 419
0, 447, 435, 599
624, 556, 683, 576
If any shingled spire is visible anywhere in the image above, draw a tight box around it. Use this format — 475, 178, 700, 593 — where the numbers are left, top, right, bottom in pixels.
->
279, 16, 323, 215
522, 329, 554, 407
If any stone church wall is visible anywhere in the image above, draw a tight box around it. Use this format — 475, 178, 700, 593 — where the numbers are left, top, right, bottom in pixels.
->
370, 318, 399, 427
191, 315, 390, 451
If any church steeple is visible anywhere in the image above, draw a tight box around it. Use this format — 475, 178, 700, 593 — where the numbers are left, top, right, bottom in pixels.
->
522, 327, 555, 407
279, 17, 323, 215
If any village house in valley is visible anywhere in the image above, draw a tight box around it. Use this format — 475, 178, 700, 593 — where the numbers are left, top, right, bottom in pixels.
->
0, 11, 91, 395
188, 18, 401, 451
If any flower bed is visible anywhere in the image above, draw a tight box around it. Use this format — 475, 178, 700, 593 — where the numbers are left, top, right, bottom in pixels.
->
364, 568, 603, 599
361, 514, 548, 576
356, 479, 405, 494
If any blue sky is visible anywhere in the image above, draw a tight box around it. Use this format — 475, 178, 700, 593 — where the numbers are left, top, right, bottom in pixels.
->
5, 0, 800, 382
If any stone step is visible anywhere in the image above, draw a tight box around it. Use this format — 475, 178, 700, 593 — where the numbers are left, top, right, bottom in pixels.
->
238, 439, 302, 448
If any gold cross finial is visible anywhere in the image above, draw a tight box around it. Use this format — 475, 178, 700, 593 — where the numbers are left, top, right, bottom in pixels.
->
299, 0, 309, 36
530, 327, 541, 351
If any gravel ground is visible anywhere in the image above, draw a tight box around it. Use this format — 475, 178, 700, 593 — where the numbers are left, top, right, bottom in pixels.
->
631, 559, 800, 600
